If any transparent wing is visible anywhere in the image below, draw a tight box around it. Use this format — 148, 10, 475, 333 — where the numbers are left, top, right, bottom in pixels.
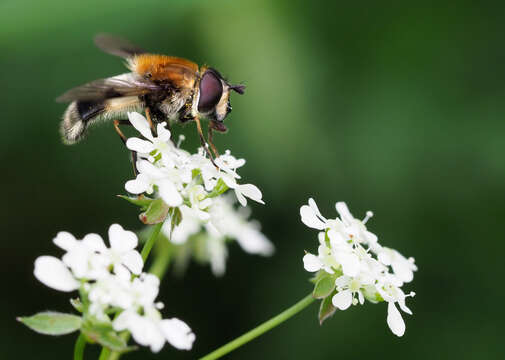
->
94, 33, 145, 58
56, 73, 162, 103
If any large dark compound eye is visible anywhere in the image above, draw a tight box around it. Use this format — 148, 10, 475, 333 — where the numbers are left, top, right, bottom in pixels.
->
198, 71, 223, 112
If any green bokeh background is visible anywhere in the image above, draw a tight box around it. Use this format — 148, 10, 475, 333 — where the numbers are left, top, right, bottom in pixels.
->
1, 0, 503, 359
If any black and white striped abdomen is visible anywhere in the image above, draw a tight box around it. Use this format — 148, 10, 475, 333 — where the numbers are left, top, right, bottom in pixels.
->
60, 96, 144, 144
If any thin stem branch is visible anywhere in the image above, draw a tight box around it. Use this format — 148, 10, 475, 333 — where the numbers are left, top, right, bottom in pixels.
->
98, 348, 110, 360
140, 222, 163, 262
148, 238, 171, 280
73, 333, 86, 360
199, 294, 315, 360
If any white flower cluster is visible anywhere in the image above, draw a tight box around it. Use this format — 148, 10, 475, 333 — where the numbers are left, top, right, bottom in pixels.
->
301, 199, 417, 336
164, 194, 274, 276
124, 112, 263, 209
34, 224, 195, 352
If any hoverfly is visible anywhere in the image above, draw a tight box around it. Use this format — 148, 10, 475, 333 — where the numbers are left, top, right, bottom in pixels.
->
57, 34, 245, 170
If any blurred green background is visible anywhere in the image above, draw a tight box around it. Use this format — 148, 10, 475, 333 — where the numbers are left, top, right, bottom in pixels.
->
1, 0, 504, 358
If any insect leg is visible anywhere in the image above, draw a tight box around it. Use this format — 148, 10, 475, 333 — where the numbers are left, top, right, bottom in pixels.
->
207, 127, 220, 158
194, 116, 217, 167
113, 119, 138, 176
145, 107, 158, 137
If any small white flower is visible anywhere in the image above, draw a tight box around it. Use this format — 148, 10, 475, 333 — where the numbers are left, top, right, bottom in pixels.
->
88, 273, 133, 315
113, 306, 195, 352
332, 275, 368, 310
128, 273, 161, 308
102, 224, 144, 277
125, 160, 183, 207
377, 277, 415, 337
377, 247, 417, 283
126, 112, 174, 158
52, 225, 144, 280
185, 183, 213, 221
53, 231, 109, 280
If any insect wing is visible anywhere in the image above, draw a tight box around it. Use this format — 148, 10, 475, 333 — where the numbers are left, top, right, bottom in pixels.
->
94, 33, 145, 58
56, 74, 162, 103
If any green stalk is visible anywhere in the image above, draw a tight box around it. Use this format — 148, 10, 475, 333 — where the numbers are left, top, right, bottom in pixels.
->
140, 222, 163, 262
148, 237, 171, 280
199, 294, 315, 360
73, 333, 86, 360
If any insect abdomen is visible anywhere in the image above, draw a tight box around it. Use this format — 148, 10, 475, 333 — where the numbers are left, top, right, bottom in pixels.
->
60, 101, 102, 144
60, 96, 143, 144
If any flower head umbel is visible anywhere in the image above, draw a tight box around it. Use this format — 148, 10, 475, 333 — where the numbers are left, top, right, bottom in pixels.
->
301, 198, 417, 336
32, 224, 195, 353
122, 112, 271, 276
124, 112, 264, 213
162, 194, 274, 276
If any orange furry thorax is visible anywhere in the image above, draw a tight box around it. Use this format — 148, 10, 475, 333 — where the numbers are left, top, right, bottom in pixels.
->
128, 54, 199, 88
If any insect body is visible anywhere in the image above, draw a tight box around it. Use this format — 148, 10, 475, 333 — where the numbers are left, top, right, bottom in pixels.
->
57, 34, 245, 161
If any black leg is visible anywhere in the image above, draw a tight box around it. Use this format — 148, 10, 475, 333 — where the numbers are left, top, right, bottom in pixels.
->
113, 119, 138, 176
194, 116, 218, 167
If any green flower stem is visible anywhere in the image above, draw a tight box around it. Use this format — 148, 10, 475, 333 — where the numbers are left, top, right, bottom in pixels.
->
98, 348, 110, 360
140, 222, 163, 262
73, 333, 86, 360
199, 294, 315, 360
148, 238, 172, 280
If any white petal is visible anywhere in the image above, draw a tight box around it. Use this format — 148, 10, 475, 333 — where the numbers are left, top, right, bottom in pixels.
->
327, 229, 345, 246
332, 289, 352, 310
235, 189, 247, 207
358, 291, 364, 304
378, 250, 393, 266
158, 180, 183, 207
82, 233, 107, 252
237, 184, 264, 204
392, 261, 414, 283
126, 137, 155, 154
308, 198, 326, 221
131, 314, 165, 352
300, 205, 327, 230
221, 174, 238, 188
336, 252, 361, 277
303, 253, 322, 272
108, 224, 138, 252
160, 318, 195, 350
34, 256, 79, 292
335, 202, 354, 224
235, 228, 275, 256
335, 275, 350, 288
387, 302, 406, 336
125, 174, 150, 194
157, 124, 171, 142
112, 310, 133, 331
122, 250, 144, 275
364, 230, 378, 245
397, 294, 413, 315
128, 112, 153, 140
53, 231, 77, 251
